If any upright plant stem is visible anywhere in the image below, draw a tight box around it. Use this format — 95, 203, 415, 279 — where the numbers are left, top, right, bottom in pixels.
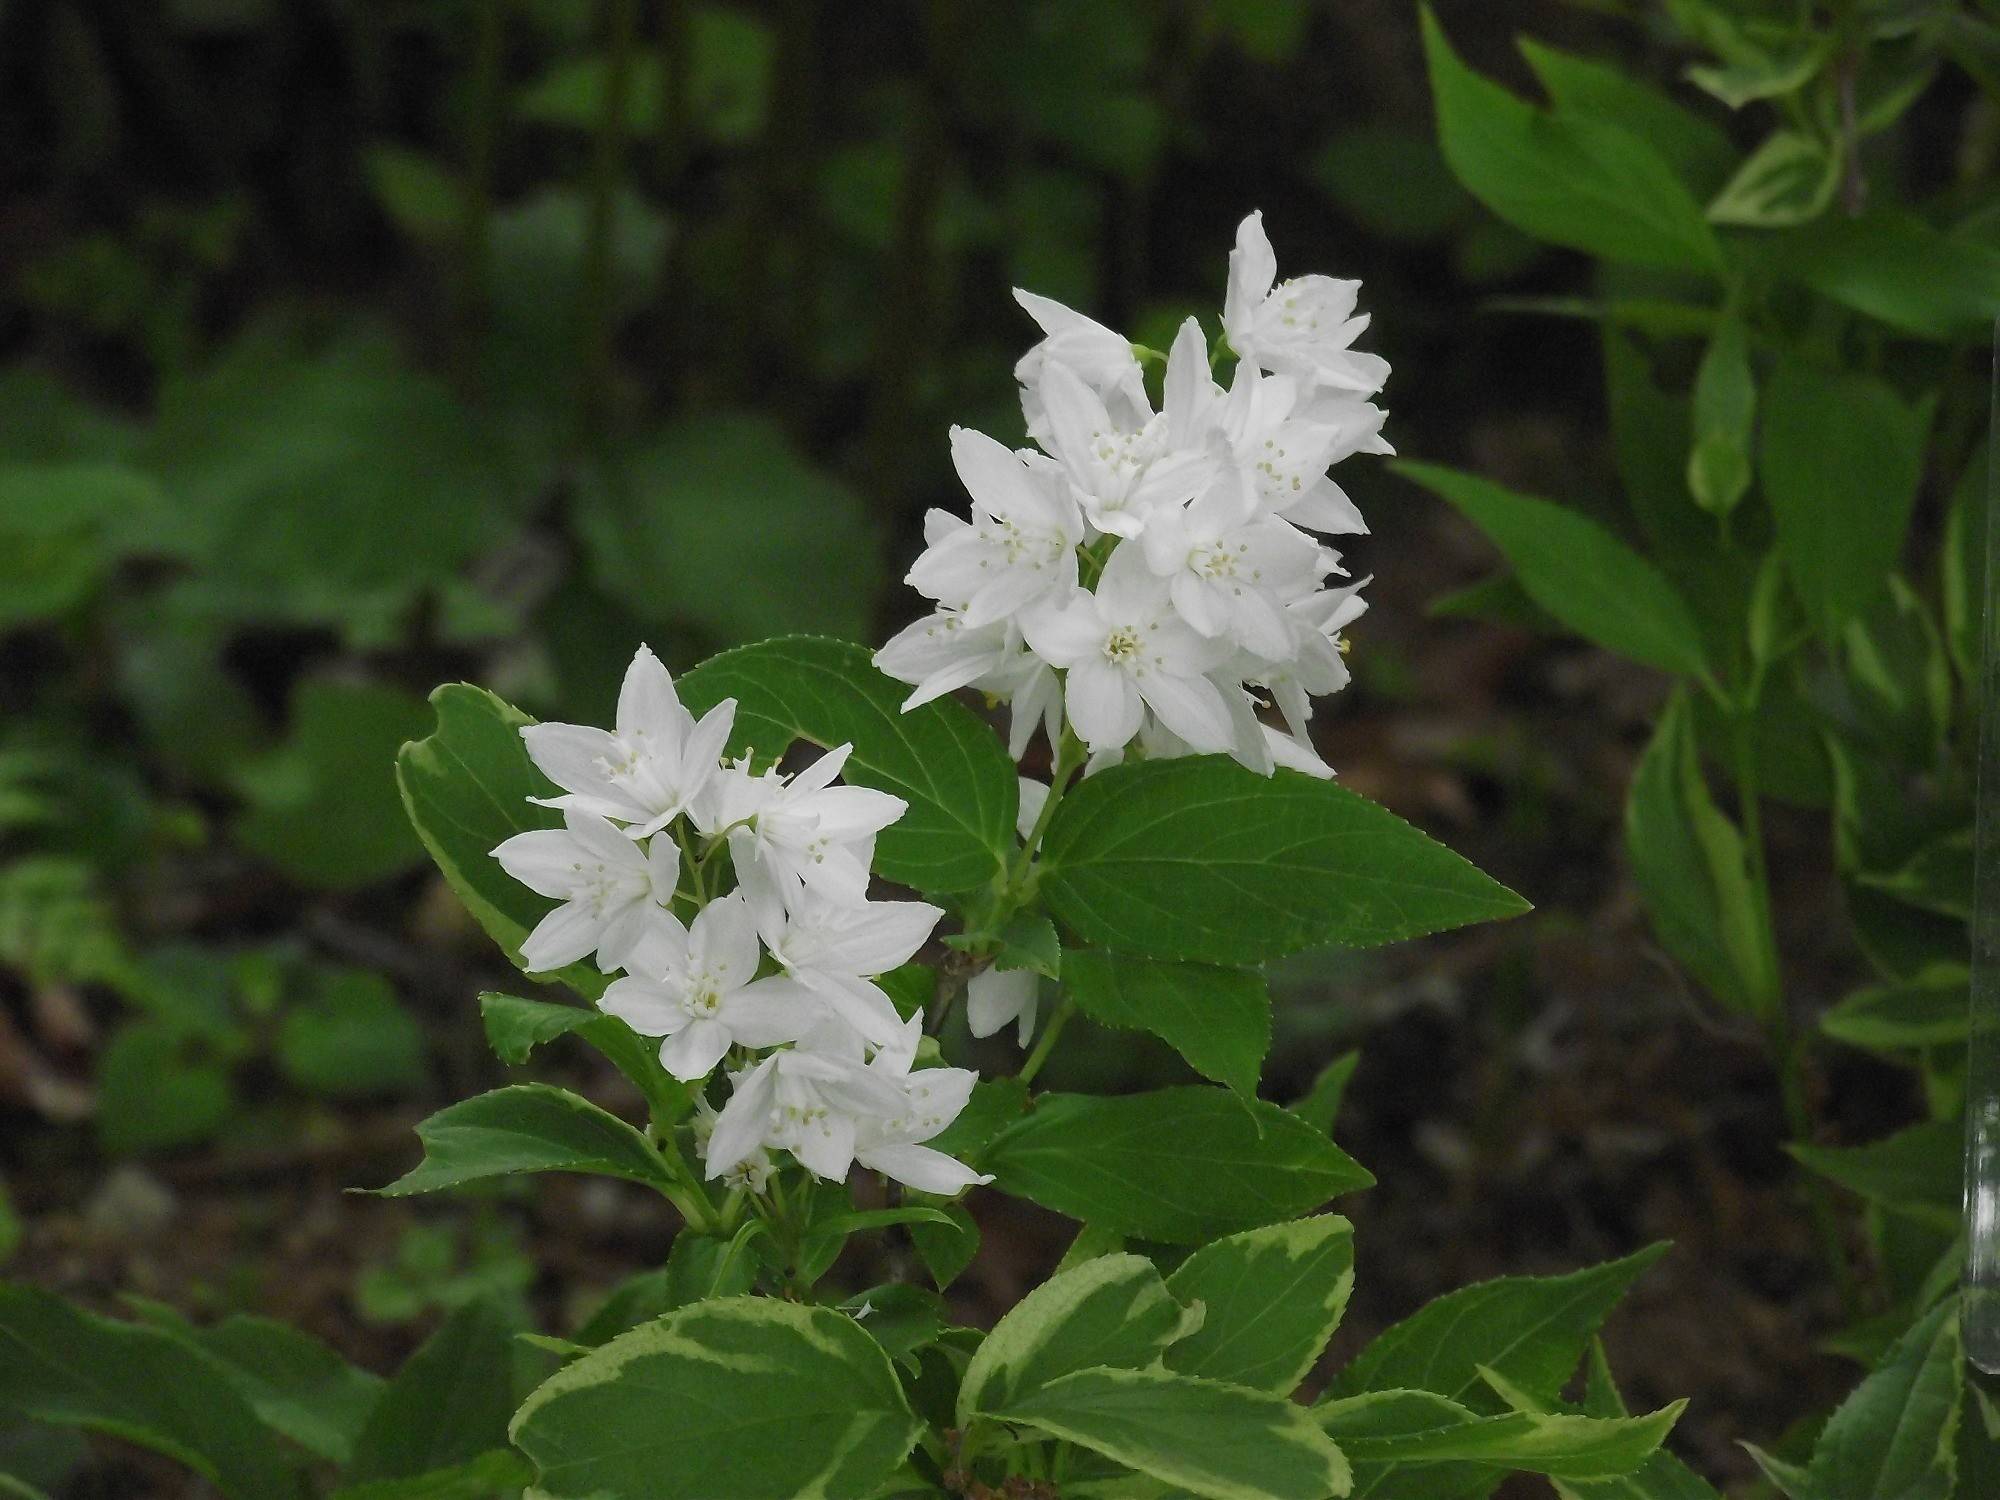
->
577, 0, 639, 452
1734, 718, 1858, 1315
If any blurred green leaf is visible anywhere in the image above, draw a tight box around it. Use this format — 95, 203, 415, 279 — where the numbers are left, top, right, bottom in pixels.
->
1821, 967, 1970, 1053
344, 1301, 519, 1488
362, 145, 462, 246
1519, 38, 1736, 194
1313, 127, 1471, 243
0, 463, 164, 628
1944, 443, 1990, 684
1707, 131, 1840, 227
96, 1020, 236, 1153
517, 8, 772, 143
277, 968, 427, 1098
0, 857, 136, 992
1790, 1121, 1962, 1229
1769, 211, 2000, 339
236, 679, 432, 890
576, 416, 881, 646
1686, 313, 1754, 516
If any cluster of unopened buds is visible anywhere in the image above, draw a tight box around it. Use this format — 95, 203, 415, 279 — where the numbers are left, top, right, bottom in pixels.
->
492, 646, 987, 1197
875, 209, 1389, 782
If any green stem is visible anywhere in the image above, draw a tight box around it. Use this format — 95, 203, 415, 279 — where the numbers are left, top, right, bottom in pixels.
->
1732, 717, 1857, 1316
1017, 996, 1076, 1086
576, 0, 639, 451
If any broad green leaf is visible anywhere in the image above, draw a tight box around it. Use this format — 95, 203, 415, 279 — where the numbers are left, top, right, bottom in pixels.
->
1063, 949, 1270, 1095
677, 636, 1017, 895
994, 1366, 1351, 1500
1164, 1216, 1355, 1392
1821, 968, 1971, 1052
993, 911, 1061, 978
1329, 1244, 1666, 1410
0, 462, 163, 627
1802, 1296, 1960, 1500
1039, 756, 1526, 966
1518, 39, 1735, 194
276, 968, 426, 1099
0, 1284, 294, 1500
1685, 36, 1827, 109
983, 1088, 1373, 1243
237, 679, 431, 888
1319, 1384, 1681, 1480
1707, 130, 1840, 226
909, 1202, 980, 1292
1560, 1341, 1724, 1499
398, 685, 609, 998
958, 1253, 1194, 1424
94, 1020, 235, 1154
572, 1224, 768, 1347
798, 1206, 956, 1286
1789, 1120, 1962, 1230
1858, 829, 1974, 922
375, 1083, 679, 1198
510, 1297, 923, 1500
1424, 9, 1720, 274
576, 416, 882, 646
1686, 313, 1754, 516
1770, 211, 2000, 340
1760, 357, 1932, 635
332, 1449, 533, 1499
1840, 577, 1954, 767
841, 1285, 947, 1374
345, 1301, 517, 1487
1624, 691, 1779, 1017
478, 993, 689, 1126
1396, 461, 1709, 680
131, 1303, 383, 1465
1291, 1051, 1361, 1135
1420, 9, 1721, 273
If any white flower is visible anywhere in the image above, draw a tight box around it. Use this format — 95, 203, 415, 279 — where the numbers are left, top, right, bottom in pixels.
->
1021, 542, 1234, 754
597, 893, 815, 1081
702, 745, 906, 910
874, 609, 1017, 710
520, 646, 736, 839
1216, 362, 1376, 535
904, 428, 1084, 626
852, 1018, 990, 1194
1223, 211, 1389, 397
492, 809, 679, 973
1138, 476, 1326, 659
967, 966, 1039, 1046
704, 1023, 910, 1183
1014, 776, 1050, 840
690, 1095, 775, 1192
749, 886, 944, 1048
1013, 289, 1151, 435
1035, 357, 1212, 540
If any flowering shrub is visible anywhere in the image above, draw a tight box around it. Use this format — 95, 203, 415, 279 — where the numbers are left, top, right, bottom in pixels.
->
0, 218, 1709, 1499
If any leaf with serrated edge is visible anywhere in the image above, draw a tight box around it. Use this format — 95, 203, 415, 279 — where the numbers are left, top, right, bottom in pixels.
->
1165, 1216, 1355, 1392
1064, 950, 1270, 1095
374, 1083, 677, 1198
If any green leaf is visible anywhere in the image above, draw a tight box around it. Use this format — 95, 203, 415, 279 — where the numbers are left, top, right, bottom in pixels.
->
332, 1449, 533, 1500
1290, 1051, 1361, 1135
576, 416, 882, 646
993, 912, 1061, 978
1330, 1244, 1667, 1410
1943, 444, 1989, 684
983, 1088, 1373, 1243
0, 1284, 295, 1500
994, 1366, 1351, 1500
1770, 211, 2000, 340
798, 1206, 956, 1286
510, 1296, 923, 1500
1760, 356, 1932, 635
1518, 38, 1735, 194
0, 462, 163, 628
1821, 968, 1970, 1053
1319, 1384, 1682, 1481
1707, 130, 1840, 226
397, 684, 608, 1000
276, 968, 426, 1098
1039, 755, 1526, 966
1624, 691, 1779, 1017
1686, 313, 1755, 516
1164, 1216, 1355, 1392
1397, 461, 1709, 680
958, 1253, 1195, 1425
375, 1083, 679, 1199
841, 1284, 947, 1374
94, 1020, 235, 1154
1685, 36, 1827, 109
478, 993, 688, 1126
677, 636, 1017, 895
1858, 829, 1974, 922
237, 679, 432, 889
908, 1202, 980, 1292
1420, 8, 1721, 272
1789, 1120, 1962, 1230
129, 1303, 384, 1465
515, 9, 772, 144
1062, 949, 1270, 1095
345, 1301, 518, 1487
1802, 1296, 1960, 1500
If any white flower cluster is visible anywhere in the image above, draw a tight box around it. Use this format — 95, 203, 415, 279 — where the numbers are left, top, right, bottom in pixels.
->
875, 211, 1388, 778
492, 647, 987, 1197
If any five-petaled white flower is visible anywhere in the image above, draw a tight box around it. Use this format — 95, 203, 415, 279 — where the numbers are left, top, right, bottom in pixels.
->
702, 744, 906, 911
853, 1018, 992, 1193
520, 646, 737, 840
492, 809, 678, 974
748, 885, 944, 1048
1223, 211, 1390, 397
1021, 542, 1234, 754
905, 428, 1084, 627
597, 892, 815, 1081
704, 1022, 912, 1183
